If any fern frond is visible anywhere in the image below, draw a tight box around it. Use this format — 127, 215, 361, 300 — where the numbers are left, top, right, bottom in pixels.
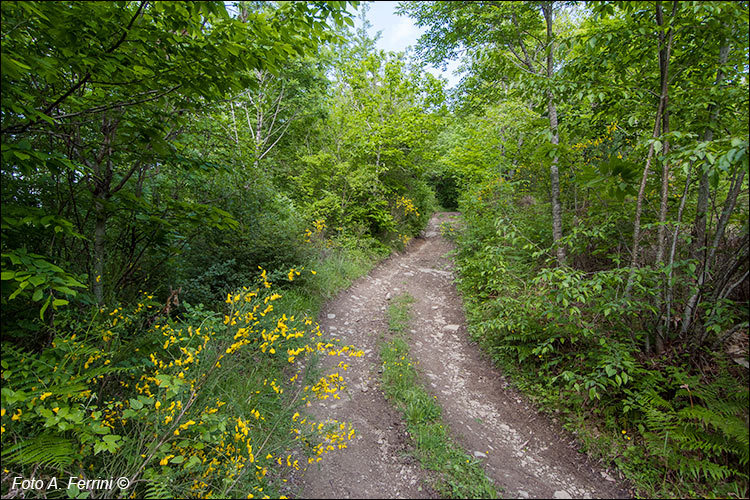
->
1, 434, 75, 470
677, 454, 738, 482
144, 480, 172, 499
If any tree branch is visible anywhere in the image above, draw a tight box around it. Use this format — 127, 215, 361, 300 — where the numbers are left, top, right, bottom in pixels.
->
1, 1, 148, 136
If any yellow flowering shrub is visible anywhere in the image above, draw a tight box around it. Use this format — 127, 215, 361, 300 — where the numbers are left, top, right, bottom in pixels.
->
1, 271, 361, 498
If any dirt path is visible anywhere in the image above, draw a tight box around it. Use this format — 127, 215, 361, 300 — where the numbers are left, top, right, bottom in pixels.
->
285, 213, 630, 499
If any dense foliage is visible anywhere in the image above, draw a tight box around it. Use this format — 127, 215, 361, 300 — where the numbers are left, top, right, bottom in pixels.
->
1, 1, 442, 498
406, 1, 749, 496
2, 1, 748, 498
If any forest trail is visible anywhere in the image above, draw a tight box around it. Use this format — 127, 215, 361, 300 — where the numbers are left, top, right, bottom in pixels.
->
285, 213, 630, 499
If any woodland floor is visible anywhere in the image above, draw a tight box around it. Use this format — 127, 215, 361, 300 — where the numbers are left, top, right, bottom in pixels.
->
284, 213, 632, 499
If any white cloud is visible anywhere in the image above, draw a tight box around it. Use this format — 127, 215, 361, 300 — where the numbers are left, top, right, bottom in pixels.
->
381, 17, 423, 53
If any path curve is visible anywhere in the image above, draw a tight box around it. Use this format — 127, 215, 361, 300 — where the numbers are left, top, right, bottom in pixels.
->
285, 213, 630, 499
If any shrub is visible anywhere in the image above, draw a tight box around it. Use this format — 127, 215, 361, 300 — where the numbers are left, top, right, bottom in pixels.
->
1, 270, 363, 499
453, 178, 749, 497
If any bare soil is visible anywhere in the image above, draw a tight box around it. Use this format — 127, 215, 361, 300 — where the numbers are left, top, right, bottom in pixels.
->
284, 213, 631, 499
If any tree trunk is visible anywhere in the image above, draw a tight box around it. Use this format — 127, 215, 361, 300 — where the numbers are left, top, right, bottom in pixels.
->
680, 43, 732, 339
662, 166, 693, 349
625, 1, 675, 302
93, 196, 106, 305
230, 101, 241, 157
681, 164, 746, 339
655, 4, 672, 266
624, 105, 663, 296
543, 1, 565, 267
654, 2, 677, 354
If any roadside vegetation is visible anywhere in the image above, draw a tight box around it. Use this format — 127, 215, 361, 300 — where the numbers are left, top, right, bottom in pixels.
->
416, 1, 749, 496
2, 1, 747, 498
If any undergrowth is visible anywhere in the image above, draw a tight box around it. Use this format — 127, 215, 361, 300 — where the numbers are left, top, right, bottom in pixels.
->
0, 240, 383, 499
380, 293, 498, 499
450, 177, 749, 499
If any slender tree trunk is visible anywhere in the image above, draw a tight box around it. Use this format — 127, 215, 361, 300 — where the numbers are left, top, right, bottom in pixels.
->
230, 101, 241, 157
93, 198, 106, 305
253, 71, 266, 171
624, 105, 663, 296
655, 144, 671, 263
681, 164, 746, 339
655, 6, 673, 266
680, 43, 732, 339
543, 1, 565, 267
663, 166, 692, 347
512, 135, 524, 167
653, 2, 678, 354
625, 2, 675, 302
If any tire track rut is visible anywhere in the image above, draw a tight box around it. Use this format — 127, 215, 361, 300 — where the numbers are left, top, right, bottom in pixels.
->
286, 212, 630, 499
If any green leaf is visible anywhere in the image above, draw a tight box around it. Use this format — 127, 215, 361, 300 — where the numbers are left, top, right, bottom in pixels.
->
91, 423, 111, 435
28, 276, 45, 287
96, 434, 122, 454
67, 484, 81, 498
40, 296, 51, 319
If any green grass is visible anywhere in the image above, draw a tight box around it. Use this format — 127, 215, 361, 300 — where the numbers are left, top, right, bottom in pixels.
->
387, 293, 416, 333
274, 245, 378, 318
380, 293, 498, 499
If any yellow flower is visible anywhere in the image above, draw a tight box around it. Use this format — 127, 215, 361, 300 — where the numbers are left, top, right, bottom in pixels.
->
39, 392, 52, 401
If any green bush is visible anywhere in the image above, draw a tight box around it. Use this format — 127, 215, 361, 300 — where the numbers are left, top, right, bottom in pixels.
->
1, 271, 364, 499
453, 177, 750, 498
